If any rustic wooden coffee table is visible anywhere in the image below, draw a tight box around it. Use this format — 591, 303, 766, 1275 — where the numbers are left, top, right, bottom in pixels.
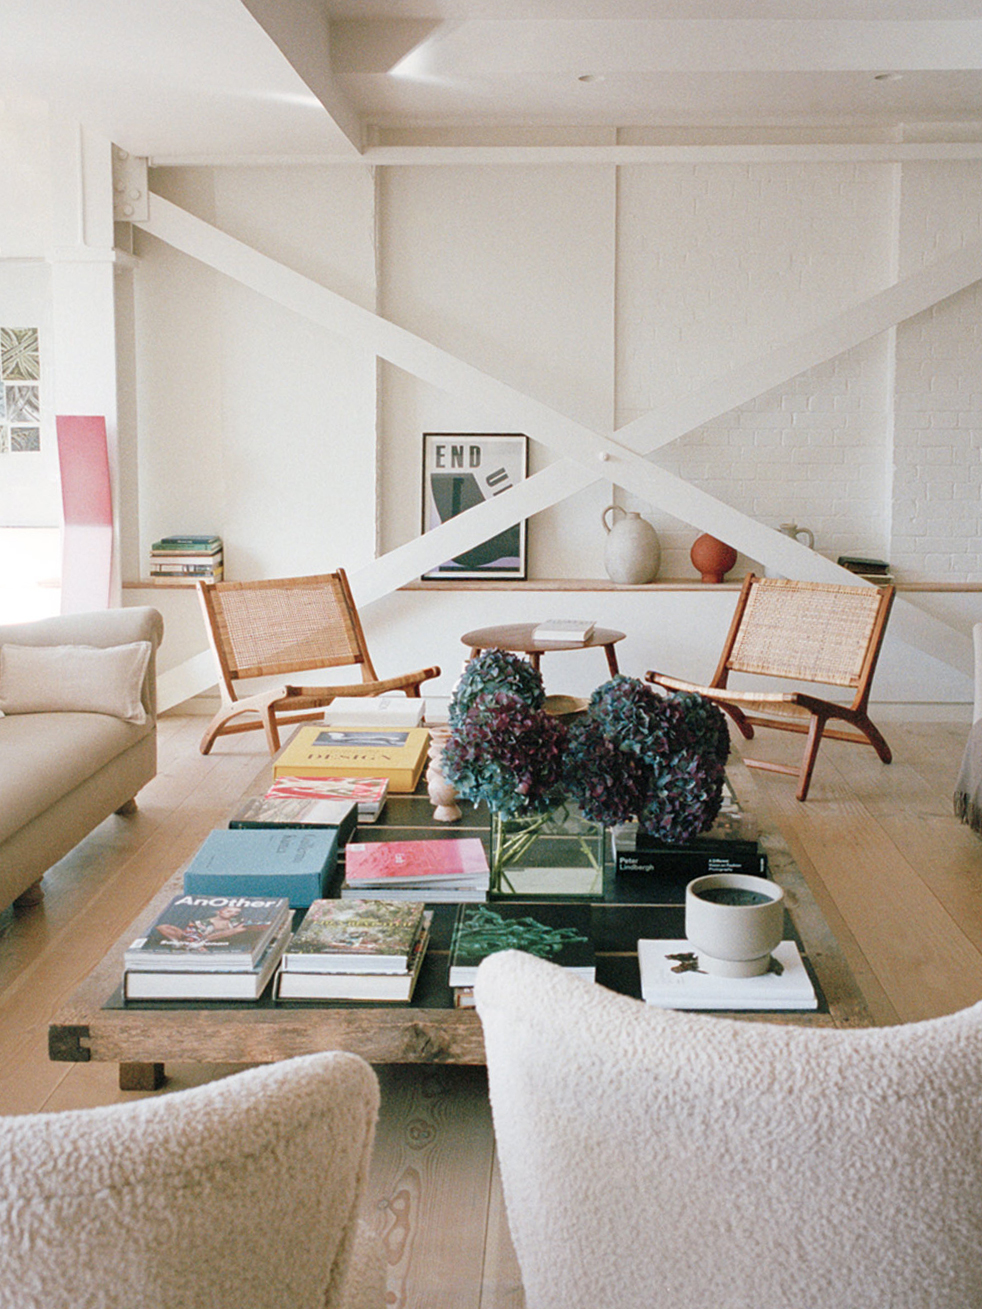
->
49, 775, 873, 1092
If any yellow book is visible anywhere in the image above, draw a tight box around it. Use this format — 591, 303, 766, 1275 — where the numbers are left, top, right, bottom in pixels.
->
273, 726, 430, 793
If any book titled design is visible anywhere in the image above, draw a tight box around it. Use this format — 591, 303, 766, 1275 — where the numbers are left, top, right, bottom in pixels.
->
182, 828, 340, 908
124, 894, 291, 971
124, 918, 292, 1000
280, 899, 427, 974
266, 775, 389, 823
638, 939, 818, 1010
275, 924, 431, 1002
273, 725, 430, 793
344, 837, 490, 888
531, 618, 596, 643
449, 902, 595, 988
228, 794, 357, 845
322, 696, 425, 728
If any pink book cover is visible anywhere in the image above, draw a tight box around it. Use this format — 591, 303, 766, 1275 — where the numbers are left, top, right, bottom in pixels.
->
344, 838, 490, 885
267, 776, 389, 805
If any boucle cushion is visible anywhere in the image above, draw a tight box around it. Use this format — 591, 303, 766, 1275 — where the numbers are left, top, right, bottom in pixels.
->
0, 640, 151, 724
475, 949, 982, 1309
0, 1052, 384, 1309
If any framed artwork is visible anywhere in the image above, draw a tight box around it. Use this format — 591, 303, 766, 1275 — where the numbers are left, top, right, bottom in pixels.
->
420, 433, 528, 580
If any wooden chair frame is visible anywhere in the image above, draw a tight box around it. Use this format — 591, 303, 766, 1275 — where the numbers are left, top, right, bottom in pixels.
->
197, 570, 440, 755
647, 573, 896, 800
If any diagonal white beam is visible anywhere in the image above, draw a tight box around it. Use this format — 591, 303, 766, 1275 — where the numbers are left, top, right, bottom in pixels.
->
616, 239, 982, 457
140, 194, 977, 674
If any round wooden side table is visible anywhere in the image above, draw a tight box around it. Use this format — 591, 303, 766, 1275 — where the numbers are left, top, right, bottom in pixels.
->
460, 623, 626, 677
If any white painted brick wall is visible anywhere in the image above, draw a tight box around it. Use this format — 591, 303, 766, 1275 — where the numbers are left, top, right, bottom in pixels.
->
616, 162, 894, 573
892, 163, 982, 581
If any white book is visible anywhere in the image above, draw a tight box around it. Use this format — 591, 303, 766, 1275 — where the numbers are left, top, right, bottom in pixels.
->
532, 619, 596, 643
638, 939, 818, 1010
322, 697, 426, 728
340, 882, 487, 902
275, 927, 430, 1002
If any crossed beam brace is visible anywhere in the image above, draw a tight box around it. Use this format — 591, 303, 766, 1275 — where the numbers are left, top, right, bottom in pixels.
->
140, 193, 981, 677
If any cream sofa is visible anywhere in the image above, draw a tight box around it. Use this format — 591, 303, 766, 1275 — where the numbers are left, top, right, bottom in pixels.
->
0, 606, 164, 911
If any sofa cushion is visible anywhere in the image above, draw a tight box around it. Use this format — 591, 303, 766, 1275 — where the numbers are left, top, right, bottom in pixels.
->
0, 641, 152, 725
0, 712, 148, 847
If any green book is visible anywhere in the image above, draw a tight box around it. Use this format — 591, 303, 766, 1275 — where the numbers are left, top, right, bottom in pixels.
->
449, 901, 595, 988
281, 899, 427, 974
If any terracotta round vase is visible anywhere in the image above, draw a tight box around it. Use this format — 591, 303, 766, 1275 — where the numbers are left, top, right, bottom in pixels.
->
690, 533, 737, 584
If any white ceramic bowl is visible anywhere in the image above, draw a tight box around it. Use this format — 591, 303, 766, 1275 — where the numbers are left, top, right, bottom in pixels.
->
685, 872, 785, 978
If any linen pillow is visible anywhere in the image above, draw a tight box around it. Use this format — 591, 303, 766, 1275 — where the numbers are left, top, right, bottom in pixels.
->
0, 641, 152, 725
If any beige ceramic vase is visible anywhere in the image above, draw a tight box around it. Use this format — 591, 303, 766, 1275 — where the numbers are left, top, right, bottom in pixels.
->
601, 505, 660, 584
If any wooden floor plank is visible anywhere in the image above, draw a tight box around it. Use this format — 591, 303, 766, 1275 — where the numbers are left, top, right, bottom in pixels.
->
481, 1150, 525, 1309
367, 1064, 496, 1309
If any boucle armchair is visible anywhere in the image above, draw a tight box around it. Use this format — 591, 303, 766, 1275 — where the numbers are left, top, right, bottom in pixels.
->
0, 1053, 386, 1309
475, 949, 982, 1309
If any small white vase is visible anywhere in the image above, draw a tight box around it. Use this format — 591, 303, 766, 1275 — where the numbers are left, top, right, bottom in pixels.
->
685, 873, 785, 977
601, 505, 660, 584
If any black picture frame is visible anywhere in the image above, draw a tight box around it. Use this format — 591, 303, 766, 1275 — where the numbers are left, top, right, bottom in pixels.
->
420, 433, 528, 581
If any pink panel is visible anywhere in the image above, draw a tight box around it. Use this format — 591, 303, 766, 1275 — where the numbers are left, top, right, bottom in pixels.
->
56, 415, 113, 612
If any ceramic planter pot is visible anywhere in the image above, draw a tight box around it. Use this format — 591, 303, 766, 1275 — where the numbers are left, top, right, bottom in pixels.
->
685, 872, 785, 977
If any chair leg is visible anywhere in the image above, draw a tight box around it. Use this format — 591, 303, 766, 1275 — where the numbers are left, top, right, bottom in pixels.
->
796, 714, 828, 801
260, 705, 282, 755
720, 701, 755, 741
856, 714, 892, 764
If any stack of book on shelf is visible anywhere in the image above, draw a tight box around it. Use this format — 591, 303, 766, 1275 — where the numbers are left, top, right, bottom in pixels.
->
341, 837, 490, 901
275, 899, 432, 1002
321, 696, 426, 728
638, 939, 818, 1011
273, 724, 430, 794
149, 534, 223, 584
837, 555, 894, 585
182, 827, 340, 908
531, 618, 596, 643
123, 894, 291, 1000
449, 901, 596, 1007
264, 775, 389, 824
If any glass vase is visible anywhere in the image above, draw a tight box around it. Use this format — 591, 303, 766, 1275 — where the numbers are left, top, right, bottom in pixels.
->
489, 801, 605, 898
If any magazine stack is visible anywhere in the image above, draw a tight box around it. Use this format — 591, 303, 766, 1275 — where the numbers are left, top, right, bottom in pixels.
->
341, 837, 490, 902
122, 893, 291, 1000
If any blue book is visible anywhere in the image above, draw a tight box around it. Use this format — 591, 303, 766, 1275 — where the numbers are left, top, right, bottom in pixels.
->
182, 828, 339, 908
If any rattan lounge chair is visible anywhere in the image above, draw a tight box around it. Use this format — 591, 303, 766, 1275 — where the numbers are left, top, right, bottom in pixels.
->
197, 570, 440, 755
647, 573, 895, 800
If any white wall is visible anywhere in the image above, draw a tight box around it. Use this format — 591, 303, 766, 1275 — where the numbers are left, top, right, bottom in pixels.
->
15, 142, 974, 709
892, 162, 982, 582
0, 102, 59, 528
377, 164, 617, 582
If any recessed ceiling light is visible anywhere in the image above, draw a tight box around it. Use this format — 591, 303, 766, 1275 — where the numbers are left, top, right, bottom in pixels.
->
578, 74, 604, 84
874, 72, 903, 82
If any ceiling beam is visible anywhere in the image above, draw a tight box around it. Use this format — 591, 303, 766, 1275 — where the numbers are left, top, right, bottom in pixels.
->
358, 143, 982, 167
238, 0, 363, 155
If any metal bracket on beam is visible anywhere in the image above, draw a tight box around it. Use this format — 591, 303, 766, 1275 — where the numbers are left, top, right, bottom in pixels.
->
112, 145, 149, 223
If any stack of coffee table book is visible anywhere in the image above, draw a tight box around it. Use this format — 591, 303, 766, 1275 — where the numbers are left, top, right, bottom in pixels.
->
122, 894, 292, 1000
340, 837, 490, 902
275, 899, 432, 1002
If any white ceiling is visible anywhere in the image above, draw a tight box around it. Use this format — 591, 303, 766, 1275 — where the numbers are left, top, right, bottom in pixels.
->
1, 0, 982, 162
